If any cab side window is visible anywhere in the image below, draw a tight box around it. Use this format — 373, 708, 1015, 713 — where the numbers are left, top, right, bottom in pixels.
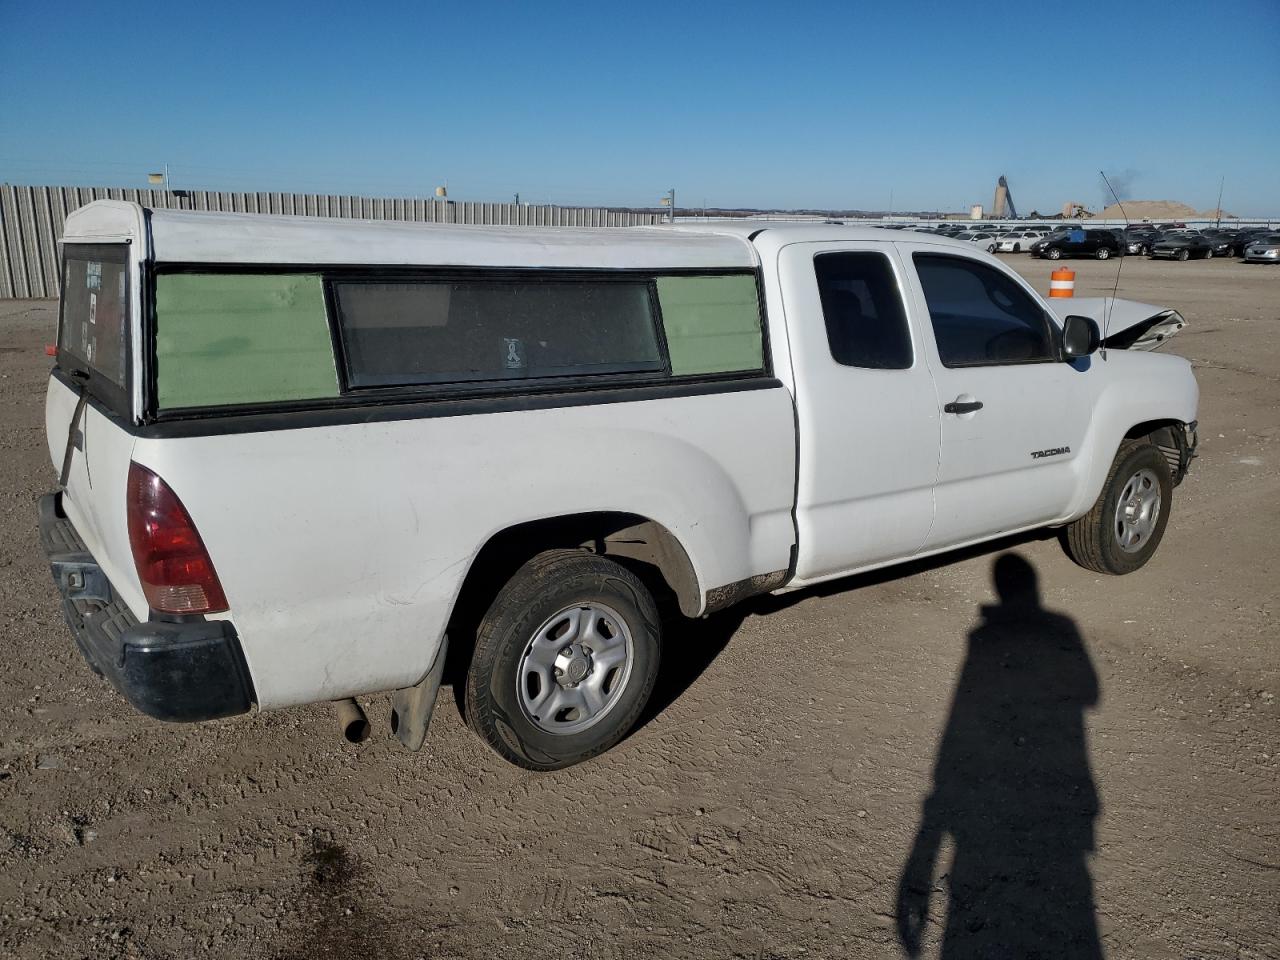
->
814, 252, 913, 369
913, 254, 1055, 367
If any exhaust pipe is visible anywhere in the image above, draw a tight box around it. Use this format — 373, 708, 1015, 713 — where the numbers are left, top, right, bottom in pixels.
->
334, 698, 371, 744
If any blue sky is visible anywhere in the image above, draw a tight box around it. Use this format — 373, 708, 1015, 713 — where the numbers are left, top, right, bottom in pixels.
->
2, 1, 1278, 214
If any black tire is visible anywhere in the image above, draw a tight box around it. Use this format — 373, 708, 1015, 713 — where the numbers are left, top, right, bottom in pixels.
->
464, 549, 661, 770
1046, 247, 1063, 261
1095, 247, 1112, 260
1062, 441, 1173, 575
1177, 249, 1190, 261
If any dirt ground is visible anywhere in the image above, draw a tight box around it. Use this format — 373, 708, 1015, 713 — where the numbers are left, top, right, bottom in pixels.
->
0, 254, 1276, 960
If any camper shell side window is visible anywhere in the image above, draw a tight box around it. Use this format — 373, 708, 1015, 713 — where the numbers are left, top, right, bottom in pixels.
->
144, 266, 769, 416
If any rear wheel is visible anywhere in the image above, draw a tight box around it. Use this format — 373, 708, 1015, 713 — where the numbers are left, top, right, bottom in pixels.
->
465, 549, 661, 770
1063, 441, 1172, 575
1095, 247, 1112, 260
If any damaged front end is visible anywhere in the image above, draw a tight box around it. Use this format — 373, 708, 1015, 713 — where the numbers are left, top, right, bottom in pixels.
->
1151, 420, 1198, 486
1049, 298, 1187, 351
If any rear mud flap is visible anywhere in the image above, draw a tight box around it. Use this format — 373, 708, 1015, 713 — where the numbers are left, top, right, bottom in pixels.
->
390, 635, 450, 751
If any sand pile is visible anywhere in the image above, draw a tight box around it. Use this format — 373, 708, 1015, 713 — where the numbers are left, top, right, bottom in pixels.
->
1093, 200, 1236, 221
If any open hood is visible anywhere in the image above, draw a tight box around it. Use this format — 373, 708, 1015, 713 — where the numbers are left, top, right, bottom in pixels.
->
1047, 297, 1186, 351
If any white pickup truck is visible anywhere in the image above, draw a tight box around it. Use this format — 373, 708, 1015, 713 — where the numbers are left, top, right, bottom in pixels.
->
40, 201, 1198, 770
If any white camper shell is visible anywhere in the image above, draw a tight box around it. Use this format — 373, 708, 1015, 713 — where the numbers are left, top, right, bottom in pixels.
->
41, 202, 1198, 769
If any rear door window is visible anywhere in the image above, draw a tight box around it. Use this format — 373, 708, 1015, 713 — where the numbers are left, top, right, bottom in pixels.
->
59, 243, 130, 412
813, 252, 913, 369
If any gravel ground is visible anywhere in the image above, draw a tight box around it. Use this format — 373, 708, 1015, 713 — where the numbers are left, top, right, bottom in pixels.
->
0, 254, 1276, 959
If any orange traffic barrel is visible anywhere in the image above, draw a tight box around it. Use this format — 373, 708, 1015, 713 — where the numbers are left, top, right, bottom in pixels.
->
1049, 268, 1076, 298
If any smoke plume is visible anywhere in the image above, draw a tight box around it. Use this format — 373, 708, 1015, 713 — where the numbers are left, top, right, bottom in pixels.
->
1099, 169, 1139, 209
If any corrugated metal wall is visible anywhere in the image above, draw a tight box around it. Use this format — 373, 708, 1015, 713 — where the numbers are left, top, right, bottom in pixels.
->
0, 185, 664, 298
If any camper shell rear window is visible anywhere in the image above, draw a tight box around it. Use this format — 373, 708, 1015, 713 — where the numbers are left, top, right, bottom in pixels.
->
58, 243, 131, 414
147, 267, 768, 414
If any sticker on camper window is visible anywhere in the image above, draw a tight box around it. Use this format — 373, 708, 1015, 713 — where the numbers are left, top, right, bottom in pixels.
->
89, 292, 97, 324
504, 337, 526, 370
86, 261, 102, 290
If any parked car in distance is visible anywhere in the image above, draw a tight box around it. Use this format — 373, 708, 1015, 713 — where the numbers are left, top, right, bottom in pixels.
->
1125, 231, 1161, 256
1200, 231, 1246, 257
40, 202, 1199, 770
996, 230, 1045, 253
1243, 234, 1280, 263
1149, 233, 1214, 261
1224, 230, 1271, 257
966, 232, 999, 253
1030, 229, 1123, 260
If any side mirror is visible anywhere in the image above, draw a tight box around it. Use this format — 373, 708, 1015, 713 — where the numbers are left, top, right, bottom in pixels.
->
1063, 315, 1101, 359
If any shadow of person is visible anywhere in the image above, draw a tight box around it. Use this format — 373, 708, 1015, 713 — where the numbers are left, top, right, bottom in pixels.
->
896, 553, 1102, 959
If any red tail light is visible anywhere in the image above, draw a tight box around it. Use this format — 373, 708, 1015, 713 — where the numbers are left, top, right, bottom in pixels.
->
127, 462, 229, 614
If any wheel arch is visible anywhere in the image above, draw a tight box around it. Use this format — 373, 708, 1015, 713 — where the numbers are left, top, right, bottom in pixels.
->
1124, 418, 1194, 484
449, 512, 702, 643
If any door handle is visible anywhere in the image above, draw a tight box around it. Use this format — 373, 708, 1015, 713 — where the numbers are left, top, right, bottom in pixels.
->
944, 399, 984, 414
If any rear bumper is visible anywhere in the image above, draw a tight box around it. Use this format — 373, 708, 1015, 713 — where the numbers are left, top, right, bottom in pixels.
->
38, 492, 255, 722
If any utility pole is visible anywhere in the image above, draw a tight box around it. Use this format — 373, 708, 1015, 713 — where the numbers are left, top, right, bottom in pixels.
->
660, 188, 676, 224
1215, 176, 1224, 227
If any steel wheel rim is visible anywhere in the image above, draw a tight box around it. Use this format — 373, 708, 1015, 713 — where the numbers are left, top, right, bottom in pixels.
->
515, 601, 635, 735
1113, 468, 1162, 553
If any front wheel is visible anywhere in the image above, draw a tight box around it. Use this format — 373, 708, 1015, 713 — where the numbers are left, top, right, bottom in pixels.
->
1063, 441, 1173, 575
1177, 249, 1190, 261
1046, 247, 1063, 261
465, 549, 661, 770
1095, 247, 1112, 260
1204, 248, 1213, 259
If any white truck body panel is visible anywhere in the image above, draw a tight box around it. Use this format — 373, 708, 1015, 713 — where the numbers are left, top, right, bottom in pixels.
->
129, 388, 797, 708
